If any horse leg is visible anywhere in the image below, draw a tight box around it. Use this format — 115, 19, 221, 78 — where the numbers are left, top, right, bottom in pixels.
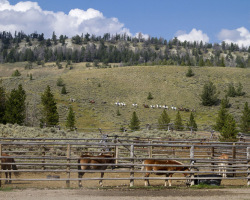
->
78, 172, 84, 188
9, 171, 12, 184
5, 172, 8, 184
144, 172, 150, 186
164, 174, 168, 187
168, 174, 173, 187
99, 172, 104, 187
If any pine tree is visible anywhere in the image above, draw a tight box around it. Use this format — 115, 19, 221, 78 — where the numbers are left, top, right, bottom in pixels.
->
40, 85, 59, 127
236, 82, 245, 96
0, 81, 6, 124
214, 100, 229, 132
12, 69, 21, 77
227, 82, 236, 97
201, 81, 218, 106
174, 111, 183, 130
116, 108, 121, 116
57, 77, 64, 86
4, 84, 26, 125
240, 102, 250, 133
147, 92, 153, 100
219, 114, 238, 142
61, 85, 67, 94
221, 95, 230, 108
158, 109, 170, 130
186, 66, 194, 77
129, 111, 140, 131
66, 106, 75, 131
186, 112, 198, 131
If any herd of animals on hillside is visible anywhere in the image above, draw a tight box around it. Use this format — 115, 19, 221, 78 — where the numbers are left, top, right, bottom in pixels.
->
69, 98, 194, 112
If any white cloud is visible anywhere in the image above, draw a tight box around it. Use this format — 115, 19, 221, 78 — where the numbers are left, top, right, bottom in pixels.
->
0, 0, 132, 38
176, 28, 209, 43
218, 27, 250, 47
135, 32, 149, 40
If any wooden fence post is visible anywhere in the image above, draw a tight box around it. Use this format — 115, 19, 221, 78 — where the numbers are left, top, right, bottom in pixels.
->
130, 144, 134, 187
247, 147, 250, 186
190, 145, 195, 186
148, 142, 152, 158
0, 144, 2, 188
42, 144, 46, 170
66, 144, 71, 188
211, 146, 215, 171
232, 143, 236, 177
115, 145, 119, 165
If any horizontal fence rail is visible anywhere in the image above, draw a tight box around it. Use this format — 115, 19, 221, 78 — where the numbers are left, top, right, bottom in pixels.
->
0, 137, 250, 188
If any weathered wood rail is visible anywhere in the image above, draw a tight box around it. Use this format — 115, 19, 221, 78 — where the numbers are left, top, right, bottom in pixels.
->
1, 137, 250, 188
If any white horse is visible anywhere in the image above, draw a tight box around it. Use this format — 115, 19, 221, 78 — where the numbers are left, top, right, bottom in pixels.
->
132, 103, 138, 107
162, 105, 168, 109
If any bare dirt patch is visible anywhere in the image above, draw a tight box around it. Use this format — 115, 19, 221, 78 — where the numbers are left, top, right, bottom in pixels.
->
1, 187, 250, 200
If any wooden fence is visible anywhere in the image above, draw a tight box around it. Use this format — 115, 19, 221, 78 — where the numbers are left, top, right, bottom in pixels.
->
0, 137, 250, 188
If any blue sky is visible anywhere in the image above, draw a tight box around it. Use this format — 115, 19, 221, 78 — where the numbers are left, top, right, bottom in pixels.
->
2, 0, 250, 46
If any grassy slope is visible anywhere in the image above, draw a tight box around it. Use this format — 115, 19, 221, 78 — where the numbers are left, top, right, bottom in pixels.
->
0, 62, 249, 131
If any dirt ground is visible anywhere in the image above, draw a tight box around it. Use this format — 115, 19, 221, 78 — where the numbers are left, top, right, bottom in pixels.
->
1, 172, 250, 200
1, 187, 250, 200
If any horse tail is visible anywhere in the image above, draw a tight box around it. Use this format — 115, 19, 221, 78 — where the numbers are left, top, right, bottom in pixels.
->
11, 158, 19, 177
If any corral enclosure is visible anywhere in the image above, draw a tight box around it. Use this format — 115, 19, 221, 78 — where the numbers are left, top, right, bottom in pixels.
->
0, 135, 250, 188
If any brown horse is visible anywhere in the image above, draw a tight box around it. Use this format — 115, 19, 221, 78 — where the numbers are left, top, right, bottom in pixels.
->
78, 154, 115, 187
1, 153, 19, 184
218, 153, 229, 178
142, 159, 190, 187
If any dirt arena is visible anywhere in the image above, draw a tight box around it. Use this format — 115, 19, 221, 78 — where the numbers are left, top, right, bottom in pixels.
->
1, 172, 249, 200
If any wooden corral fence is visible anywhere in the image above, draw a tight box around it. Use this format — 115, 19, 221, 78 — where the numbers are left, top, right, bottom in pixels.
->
0, 136, 250, 188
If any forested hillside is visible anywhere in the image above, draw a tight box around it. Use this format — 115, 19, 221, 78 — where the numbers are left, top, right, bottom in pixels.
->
0, 31, 250, 134
1, 31, 250, 68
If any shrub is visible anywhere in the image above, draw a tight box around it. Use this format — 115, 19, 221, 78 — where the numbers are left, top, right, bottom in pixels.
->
56, 77, 64, 86
12, 69, 21, 77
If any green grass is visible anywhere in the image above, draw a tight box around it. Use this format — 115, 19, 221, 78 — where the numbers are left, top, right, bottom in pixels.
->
0, 62, 249, 131
0, 187, 14, 191
190, 183, 223, 189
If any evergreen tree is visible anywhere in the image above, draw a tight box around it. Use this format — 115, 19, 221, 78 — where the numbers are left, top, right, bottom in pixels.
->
186, 112, 198, 131
236, 82, 245, 96
61, 85, 67, 94
129, 111, 140, 131
66, 106, 75, 131
116, 108, 121, 116
227, 82, 236, 97
4, 84, 26, 125
240, 102, 250, 133
40, 86, 59, 127
221, 95, 230, 108
0, 81, 6, 123
186, 66, 194, 77
12, 69, 21, 77
158, 109, 170, 130
56, 77, 64, 86
147, 92, 153, 100
214, 101, 229, 132
200, 81, 218, 106
174, 111, 183, 130
219, 114, 238, 142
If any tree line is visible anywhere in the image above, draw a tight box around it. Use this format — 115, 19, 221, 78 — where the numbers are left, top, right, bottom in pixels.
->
0, 82, 76, 131
1, 31, 250, 68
